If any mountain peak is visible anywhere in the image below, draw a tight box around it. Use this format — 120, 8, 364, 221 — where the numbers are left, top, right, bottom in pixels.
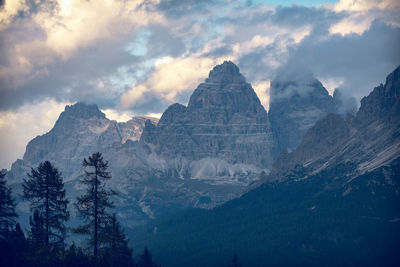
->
141, 61, 273, 167
357, 64, 400, 125
269, 69, 335, 153
62, 102, 105, 120
205, 61, 245, 84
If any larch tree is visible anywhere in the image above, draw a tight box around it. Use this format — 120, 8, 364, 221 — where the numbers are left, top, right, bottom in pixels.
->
0, 169, 17, 238
74, 152, 115, 262
23, 161, 69, 249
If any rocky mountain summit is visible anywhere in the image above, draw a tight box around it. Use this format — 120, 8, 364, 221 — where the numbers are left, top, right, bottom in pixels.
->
268, 69, 336, 154
141, 61, 274, 167
7, 103, 158, 184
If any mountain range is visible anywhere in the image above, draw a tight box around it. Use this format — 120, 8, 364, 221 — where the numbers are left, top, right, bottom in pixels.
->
7, 61, 341, 226
131, 65, 400, 266
4, 61, 400, 265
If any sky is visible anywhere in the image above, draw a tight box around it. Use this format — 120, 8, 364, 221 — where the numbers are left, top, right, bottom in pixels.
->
0, 0, 399, 170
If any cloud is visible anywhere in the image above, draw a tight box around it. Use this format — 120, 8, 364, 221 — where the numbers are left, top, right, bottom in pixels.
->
330, 0, 400, 35
1, 0, 400, 170
329, 13, 374, 35
287, 20, 400, 100
0, 0, 28, 29
334, 0, 399, 12
252, 81, 270, 110
119, 54, 230, 109
101, 108, 135, 122
318, 76, 345, 95
0, 0, 164, 106
0, 98, 71, 169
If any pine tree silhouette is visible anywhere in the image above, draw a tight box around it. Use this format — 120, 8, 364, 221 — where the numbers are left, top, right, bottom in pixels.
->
23, 161, 69, 249
228, 253, 242, 267
28, 210, 46, 248
0, 169, 17, 238
100, 214, 134, 266
74, 152, 115, 262
136, 246, 159, 267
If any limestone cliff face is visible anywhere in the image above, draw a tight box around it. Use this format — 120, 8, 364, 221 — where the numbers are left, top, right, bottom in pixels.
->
141, 61, 275, 167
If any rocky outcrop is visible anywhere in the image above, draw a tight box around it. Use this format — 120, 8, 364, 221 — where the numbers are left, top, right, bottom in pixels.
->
118, 116, 159, 144
141, 61, 275, 167
356, 65, 400, 126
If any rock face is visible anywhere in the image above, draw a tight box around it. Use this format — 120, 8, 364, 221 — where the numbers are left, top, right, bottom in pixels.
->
268, 70, 336, 154
141, 61, 274, 167
272, 65, 400, 180
118, 116, 159, 144
7, 103, 158, 184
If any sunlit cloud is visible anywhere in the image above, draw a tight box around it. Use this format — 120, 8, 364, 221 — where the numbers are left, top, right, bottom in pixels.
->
119, 54, 230, 109
0, 0, 28, 30
318, 77, 345, 95
0, 0, 164, 90
329, 13, 373, 35
252, 81, 271, 111
330, 0, 400, 35
334, 0, 399, 12
101, 108, 135, 122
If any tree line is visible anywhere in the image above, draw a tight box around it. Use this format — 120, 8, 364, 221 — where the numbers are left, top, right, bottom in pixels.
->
0, 152, 159, 267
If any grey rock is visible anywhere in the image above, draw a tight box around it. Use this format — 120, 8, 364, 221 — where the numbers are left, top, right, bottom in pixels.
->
269, 71, 336, 154
141, 61, 275, 167
270, 65, 400, 181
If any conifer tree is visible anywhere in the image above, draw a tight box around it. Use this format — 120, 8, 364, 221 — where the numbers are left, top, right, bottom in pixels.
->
0, 169, 17, 238
64, 243, 91, 267
228, 253, 242, 267
75, 152, 115, 261
100, 214, 134, 266
28, 210, 46, 248
23, 161, 69, 249
5, 223, 27, 267
136, 246, 159, 267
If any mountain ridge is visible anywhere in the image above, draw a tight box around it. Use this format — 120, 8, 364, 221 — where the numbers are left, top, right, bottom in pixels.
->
271, 65, 400, 180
